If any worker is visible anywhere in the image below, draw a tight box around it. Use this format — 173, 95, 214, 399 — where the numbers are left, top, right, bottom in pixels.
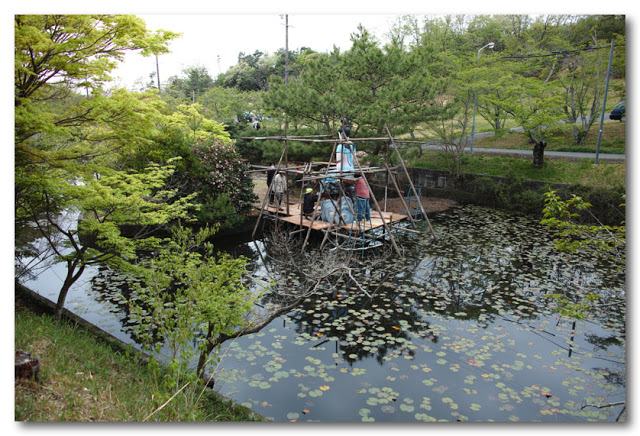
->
272, 171, 286, 210
303, 188, 319, 215
354, 176, 370, 221
266, 163, 276, 204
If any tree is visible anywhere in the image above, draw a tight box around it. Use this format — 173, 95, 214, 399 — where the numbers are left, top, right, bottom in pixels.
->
16, 160, 196, 318
424, 51, 473, 177
159, 67, 215, 108
341, 25, 447, 151
555, 47, 609, 145
15, 15, 179, 216
15, 15, 178, 139
189, 137, 257, 227
127, 224, 254, 385
264, 50, 343, 134
164, 103, 230, 143
182, 66, 214, 101
500, 72, 565, 168
474, 56, 523, 133
217, 50, 278, 92
541, 190, 625, 266
14, 15, 202, 318
264, 25, 448, 155
198, 86, 253, 124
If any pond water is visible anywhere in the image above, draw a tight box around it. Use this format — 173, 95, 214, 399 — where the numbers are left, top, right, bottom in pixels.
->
23, 205, 626, 422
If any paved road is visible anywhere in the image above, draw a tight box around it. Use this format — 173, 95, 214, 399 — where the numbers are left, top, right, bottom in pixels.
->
416, 123, 626, 162
419, 138, 625, 163
437, 146, 625, 162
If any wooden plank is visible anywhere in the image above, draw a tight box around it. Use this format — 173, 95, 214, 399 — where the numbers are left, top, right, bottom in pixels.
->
272, 200, 408, 232
280, 215, 332, 230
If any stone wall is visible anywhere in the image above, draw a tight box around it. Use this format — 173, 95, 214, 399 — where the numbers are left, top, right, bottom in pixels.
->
370, 167, 625, 226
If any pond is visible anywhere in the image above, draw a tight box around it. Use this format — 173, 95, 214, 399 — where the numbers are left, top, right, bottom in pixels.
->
23, 205, 626, 422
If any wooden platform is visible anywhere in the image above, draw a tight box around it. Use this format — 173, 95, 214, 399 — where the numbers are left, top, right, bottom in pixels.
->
265, 202, 408, 233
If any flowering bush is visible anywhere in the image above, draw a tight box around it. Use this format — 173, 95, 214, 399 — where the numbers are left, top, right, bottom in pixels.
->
192, 136, 256, 227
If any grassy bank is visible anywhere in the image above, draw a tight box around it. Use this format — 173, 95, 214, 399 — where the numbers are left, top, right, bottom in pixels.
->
474, 121, 626, 155
14, 290, 266, 422
408, 153, 625, 189
400, 116, 626, 190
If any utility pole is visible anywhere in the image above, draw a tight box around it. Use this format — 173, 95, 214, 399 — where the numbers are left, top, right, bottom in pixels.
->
155, 54, 161, 91
285, 14, 289, 85
596, 39, 615, 165
281, 14, 290, 165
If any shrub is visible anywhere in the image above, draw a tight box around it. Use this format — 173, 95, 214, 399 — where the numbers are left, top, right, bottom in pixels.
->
191, 136, 257, 226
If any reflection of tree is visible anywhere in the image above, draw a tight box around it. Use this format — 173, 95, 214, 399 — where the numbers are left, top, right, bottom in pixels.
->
254, 226, 438, 366
290, 282, 437, 366
585, 334, 625, 352
412, 206, 625, 329
86, 206, 625, 393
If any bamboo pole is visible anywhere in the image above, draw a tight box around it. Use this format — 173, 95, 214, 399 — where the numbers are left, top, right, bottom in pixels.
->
384, 163, 418, 229
385, 125, 436, 240
241, 136, 428, 143
252, 142, 289, 238
350, 142, 403, 257
298, 162, 309, 227
301, 139, 339, 254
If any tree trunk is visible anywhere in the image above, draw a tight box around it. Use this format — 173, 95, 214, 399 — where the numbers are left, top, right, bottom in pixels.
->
532, 140, 547, 169
55, 259, 85, 319
197, 323, 216, 378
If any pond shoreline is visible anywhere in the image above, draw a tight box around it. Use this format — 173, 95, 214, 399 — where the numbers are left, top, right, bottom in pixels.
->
14, 282, 269, 422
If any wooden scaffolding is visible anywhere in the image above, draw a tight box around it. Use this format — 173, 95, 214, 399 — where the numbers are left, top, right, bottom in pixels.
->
248, 125, 436, 257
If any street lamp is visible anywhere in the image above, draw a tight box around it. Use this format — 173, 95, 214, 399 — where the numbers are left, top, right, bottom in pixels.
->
470, 42, 495, 156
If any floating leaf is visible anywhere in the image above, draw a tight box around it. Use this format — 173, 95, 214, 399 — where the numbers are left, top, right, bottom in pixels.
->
381, 404, 395, 414
399, 403, 415, 413
358, 408, 371, 417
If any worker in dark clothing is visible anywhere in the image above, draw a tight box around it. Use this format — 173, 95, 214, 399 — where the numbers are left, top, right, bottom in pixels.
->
266, 163, 276, 204
303, 188, 319, 215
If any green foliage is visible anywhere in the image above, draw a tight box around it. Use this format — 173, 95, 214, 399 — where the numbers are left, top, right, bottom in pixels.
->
14, 15, 179, 104
199, 87, 256, 124
555, 47, 610, 145
165, 103, 230, 143
543, 293, 600, 320
264, 26, 449, 147
189, 136, 257, 226
127, 224, 254, 381
15, 155, 197, 318
541, 190, 625, 266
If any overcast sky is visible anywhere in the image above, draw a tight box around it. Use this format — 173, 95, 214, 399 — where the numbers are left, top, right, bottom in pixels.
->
112, 13, 401, 89
107, 0, 626, 90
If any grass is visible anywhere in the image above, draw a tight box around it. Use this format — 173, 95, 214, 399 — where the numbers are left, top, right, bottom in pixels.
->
473, 120, 626, 155
14, 290, 266, 422
408, 152, 625, 189
403, 118, 626, 189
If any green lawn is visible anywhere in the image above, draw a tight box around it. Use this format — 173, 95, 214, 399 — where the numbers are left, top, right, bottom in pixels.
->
14, 289, 266, 422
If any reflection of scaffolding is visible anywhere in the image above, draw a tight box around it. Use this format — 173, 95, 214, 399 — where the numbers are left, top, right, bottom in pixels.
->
248, 125, 436, 257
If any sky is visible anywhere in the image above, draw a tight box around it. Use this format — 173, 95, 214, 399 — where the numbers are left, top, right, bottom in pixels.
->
112, 13, 401, 90
105, 1, 628, 90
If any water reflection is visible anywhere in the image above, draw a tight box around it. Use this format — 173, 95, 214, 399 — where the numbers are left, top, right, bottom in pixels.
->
24, 205, 626, 422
